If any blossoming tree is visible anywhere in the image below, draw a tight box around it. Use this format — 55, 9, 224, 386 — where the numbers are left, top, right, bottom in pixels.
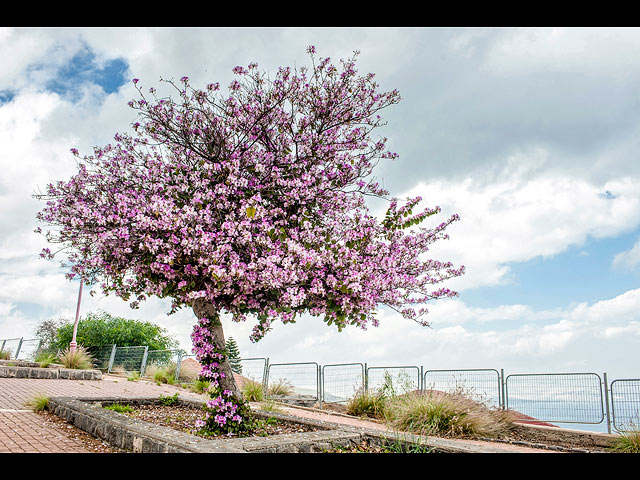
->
35, 47, 464, 435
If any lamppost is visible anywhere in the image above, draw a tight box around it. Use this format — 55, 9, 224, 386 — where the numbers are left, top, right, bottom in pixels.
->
69, 278, 83, 354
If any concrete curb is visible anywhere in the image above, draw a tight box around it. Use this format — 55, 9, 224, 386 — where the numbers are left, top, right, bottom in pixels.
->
46, 396, 552, 453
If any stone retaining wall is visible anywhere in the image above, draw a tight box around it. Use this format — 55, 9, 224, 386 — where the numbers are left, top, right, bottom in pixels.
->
0, 361, 101, 380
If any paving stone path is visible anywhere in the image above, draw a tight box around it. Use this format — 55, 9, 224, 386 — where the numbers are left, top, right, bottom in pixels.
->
0, 375, 555, 453
0, 375, 206, 453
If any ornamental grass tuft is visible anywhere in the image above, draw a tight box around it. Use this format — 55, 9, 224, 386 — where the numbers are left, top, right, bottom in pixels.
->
611, 427, 640, 453
57, 345, 94, 370
241, 378, 265, 402
383, 389, 517, 439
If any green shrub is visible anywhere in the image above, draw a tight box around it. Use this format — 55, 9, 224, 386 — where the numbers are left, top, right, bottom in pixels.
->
0, 350, 10, 360
49, 311, 178, 352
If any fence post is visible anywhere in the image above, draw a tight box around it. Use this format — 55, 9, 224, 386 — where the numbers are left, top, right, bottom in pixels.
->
140, 346, 149, 375
364, 363, 368, 393
263, 358, 270, 394
318, 364, 323, 409
14, 338, 23, 360
500, 369, 506, 409
420, 366, 424, 393
175, 350, 183, 381
107, 345, 117, 373
603, 372, 612, 434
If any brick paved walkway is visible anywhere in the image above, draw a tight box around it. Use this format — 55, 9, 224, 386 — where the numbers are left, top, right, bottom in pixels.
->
0, 375, 557, 453
0, 375, 207, 453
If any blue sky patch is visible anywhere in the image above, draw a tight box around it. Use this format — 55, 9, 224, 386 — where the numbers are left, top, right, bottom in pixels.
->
0, 90, 16, 104
461, 228, 640, 311
43, 46, 129, 99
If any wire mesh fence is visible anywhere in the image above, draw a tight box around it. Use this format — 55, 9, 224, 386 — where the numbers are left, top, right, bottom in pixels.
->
366, 366, 421, 396
505, 373, 605, 425
238, 357, 267, 384
321, 363, 365, 404
423, 369, 502, 408
15, 339, 42, 361
0, 338, 23, 359
86, 344, 116, 370
110, 345, 148, 374
3, 334, 639, 433
142, 349, 187, 381
266, 362, 320, 400
610, 379, 640, 432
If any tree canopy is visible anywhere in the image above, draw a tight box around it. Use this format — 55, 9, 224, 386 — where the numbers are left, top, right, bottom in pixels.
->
35, 46, 464, 342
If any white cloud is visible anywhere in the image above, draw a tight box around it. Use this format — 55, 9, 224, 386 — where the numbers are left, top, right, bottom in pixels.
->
612, 237, 640, 271
398, 157, 640, 291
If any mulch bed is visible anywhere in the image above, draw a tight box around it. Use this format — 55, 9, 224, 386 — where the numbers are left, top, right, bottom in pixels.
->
125, 403, 323, 439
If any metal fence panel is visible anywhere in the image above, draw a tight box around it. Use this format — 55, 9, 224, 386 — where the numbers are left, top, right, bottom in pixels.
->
110, 346, 147, 373
238, 358, 268, 385
176, 354, 202, 382
15, 339, 42, 361
424, 369, 502, 408
266, 362, 319, 401
322, 363, 365, 404
611, 379, 640, 432
86, 345, 115, 370
0, 338, 22, 359
505, 372, 605, 424
143, 349, 187, 380
366, 366, 420, 396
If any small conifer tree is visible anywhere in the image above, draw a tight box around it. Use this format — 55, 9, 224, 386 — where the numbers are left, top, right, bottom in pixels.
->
226, 337, 242, 375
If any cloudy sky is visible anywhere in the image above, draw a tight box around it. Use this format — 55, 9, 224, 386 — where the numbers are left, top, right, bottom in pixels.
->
1, 27, 639, 381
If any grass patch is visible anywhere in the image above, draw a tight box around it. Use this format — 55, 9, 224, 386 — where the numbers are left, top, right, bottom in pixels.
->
611, 428, 640, 453
104, 403, 134, 414
144, 363, 177, 385
266, 378, 295, 397
26, 394, 49, 412
258, 399, 284, 413
346, 388, 387, 419
189, 379, 211, 394
57, 345, 94, 370
35, 352, 57, 368
159, 393, 180, 406
383, 389, 517, 439
242, 378, 265, 402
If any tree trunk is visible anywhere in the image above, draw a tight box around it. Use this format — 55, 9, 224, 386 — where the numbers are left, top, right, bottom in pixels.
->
192, 298, 242, 399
